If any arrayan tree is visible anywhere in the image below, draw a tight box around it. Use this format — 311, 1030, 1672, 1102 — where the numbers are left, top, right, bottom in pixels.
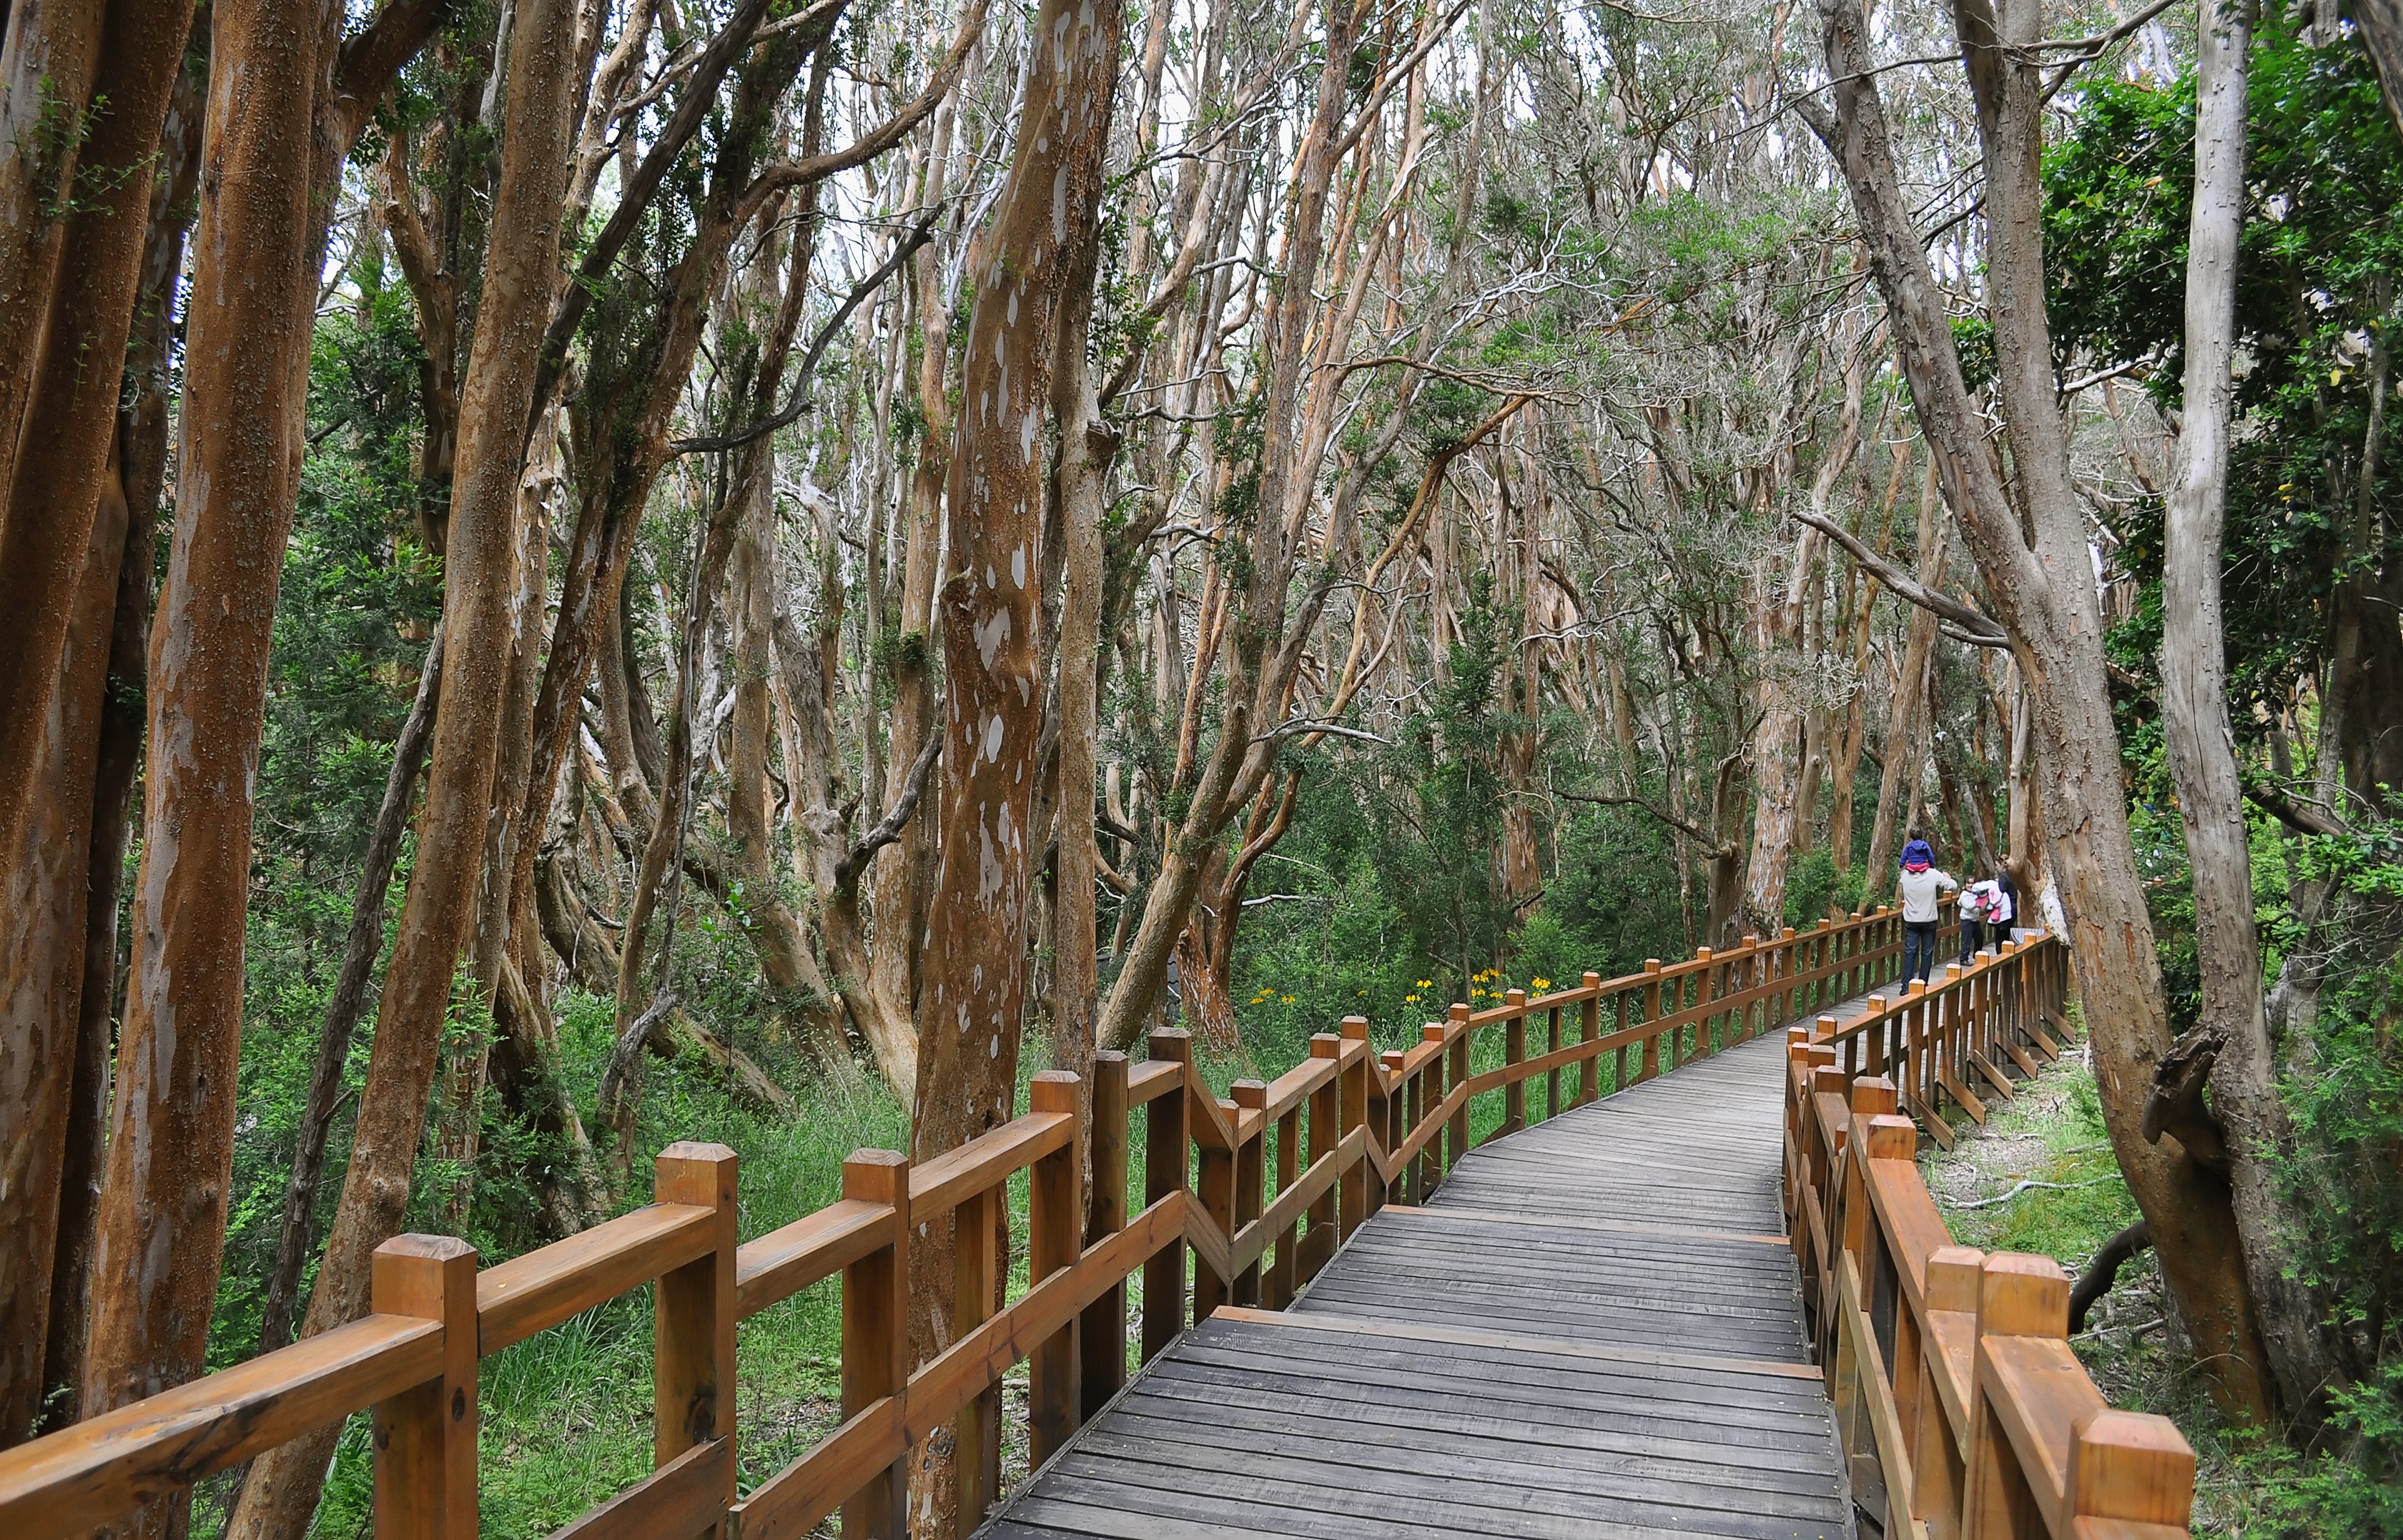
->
5, 0, 2400, 1517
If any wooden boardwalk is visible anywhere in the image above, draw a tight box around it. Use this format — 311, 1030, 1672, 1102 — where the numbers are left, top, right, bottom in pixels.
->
6, 919, 2193, 1540
982, 1030, 1856, 1540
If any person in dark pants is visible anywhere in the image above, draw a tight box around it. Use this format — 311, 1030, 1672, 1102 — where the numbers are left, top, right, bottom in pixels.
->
1895, 836, 1957, 984
1958, 877, 1993, 964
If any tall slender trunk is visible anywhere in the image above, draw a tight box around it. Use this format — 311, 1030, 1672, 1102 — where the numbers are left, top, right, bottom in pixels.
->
1861, 460, 1945, 904
1743, 357, 1862, 934
1097, 0, 1371, 1053
80, 0, 347, 1489
1051, 253, 1112, 1103
1803, 0, 2275, 1418
224, 0, 590, 1527
2158, 0, 2336, 1421
904, 0, 1122, 1524
0, 0, 188, 872
0, 451, 130, 1446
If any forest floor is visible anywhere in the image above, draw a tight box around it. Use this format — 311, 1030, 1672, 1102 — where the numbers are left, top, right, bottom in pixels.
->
1918, 1027, 2282, 1536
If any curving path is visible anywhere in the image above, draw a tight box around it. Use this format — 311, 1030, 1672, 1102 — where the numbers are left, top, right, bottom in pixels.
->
980, 1029, 1855, 1540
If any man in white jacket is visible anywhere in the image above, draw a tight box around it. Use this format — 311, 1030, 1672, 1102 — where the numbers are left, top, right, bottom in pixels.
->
1895, 835, 1957, 984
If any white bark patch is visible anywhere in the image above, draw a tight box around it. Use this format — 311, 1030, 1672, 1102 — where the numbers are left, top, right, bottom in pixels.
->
1021, 409, 1038, 464
1012, 546, 1027, 588
1053, 166, 1070, 244
979, 814, 1004, 898
985, 714, 1004, 762
974, 608, 1011, 668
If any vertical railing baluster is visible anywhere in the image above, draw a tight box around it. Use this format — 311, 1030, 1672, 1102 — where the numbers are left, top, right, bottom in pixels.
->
1302, 1032, 1341, 1280
1270, 1098, 1300, 1305
1579, 974, 1602, 1106
1029, 1072, 1084, 1468
839, 1149, 909, 1539
1419, 1024, 1447, 1193
1341, 1017, 1374, 1230
1082, 1051, 1128, 1418
1230, 1080, 1265, 1305
1143, 1028, 1190, 1363
656, 1142, 737, 1538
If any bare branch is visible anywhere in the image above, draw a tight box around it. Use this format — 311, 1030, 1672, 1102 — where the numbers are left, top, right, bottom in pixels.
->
1792, 505, 2011, 646
834, 731, 942, 892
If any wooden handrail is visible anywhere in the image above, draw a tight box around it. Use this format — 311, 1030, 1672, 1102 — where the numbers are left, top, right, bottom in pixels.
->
1785, 932, 2197, 1540
0, 900, 1997, 1540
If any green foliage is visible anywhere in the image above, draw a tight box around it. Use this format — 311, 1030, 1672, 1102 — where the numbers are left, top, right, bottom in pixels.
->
2047, 15, 2403, 729
1783, 849, 1839, 931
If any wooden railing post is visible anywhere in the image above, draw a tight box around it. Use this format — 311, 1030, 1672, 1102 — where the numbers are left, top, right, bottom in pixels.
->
839, 1149, 908, 1539
952, 1179, 1001, 1531
1912, 1245, 1981, 1528
1270, 1091, 1301, 1305
1639, 961, 1663, 1082
1142, 1028, 1191, 1364
1380, 1050, 1409, 1203
655, 1142, 737, 1538
1230, 1080, 1266, 1303
1339, 1017, 1371, 1235
1579, 974, 1602, 1105
1502, 989, 1528, 1135
1082, 1051, 1129, 1418
2067, 1409, 2196, 1532
1028, 1071, 1083, 1469
1198, 1092, 1235, 1320
1777, 927, 1798, 1037
1965, 1253, 2071, 1540
1419, 1024, 1447, 1193
1445, 1005, 1471, 1160
1301, 1033, 1341, 1280
1544, 1002, 1563, 1118
371, 1235, 478, 1540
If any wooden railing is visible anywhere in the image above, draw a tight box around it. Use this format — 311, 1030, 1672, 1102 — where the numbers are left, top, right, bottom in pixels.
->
1785, 933, 2199, 1540
0, 902, 1988, 1540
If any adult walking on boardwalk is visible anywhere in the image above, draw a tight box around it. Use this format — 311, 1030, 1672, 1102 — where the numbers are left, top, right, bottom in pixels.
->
1896, 835, 1957, 984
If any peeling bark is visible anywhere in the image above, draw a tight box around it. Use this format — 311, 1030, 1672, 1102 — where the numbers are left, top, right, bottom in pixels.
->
904, 0, 1122, 1521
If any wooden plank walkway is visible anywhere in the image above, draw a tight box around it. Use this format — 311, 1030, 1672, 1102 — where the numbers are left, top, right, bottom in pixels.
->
982, 1029, 1855, 1540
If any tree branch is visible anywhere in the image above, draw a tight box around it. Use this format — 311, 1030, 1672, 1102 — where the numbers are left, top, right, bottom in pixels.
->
2244, 780, 2346, 838
834, 730, 942, 892
1557, 786, 1731, 852
527, 0, 789, 431
668, 202, 942, 455
736, 0, 995, 212
1793, 505, 2010, 646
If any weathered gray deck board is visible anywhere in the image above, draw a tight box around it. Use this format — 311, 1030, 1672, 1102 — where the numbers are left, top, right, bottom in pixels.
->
980, 1028, 1852, 1539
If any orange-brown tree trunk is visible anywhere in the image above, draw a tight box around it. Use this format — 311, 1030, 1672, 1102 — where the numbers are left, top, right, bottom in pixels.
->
220, 0, 588, 1528
0, 0, 188, 1042
78, 0, 352, 1484
904, 0, 1122, 1525
0, 458, 131, 1445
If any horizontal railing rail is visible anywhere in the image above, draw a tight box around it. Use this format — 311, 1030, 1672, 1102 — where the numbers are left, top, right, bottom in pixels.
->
0, 899, 2016, 1540
1786, 933, 2197, 1540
